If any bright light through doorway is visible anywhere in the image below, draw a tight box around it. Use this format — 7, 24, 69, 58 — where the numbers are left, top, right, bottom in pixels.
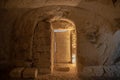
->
54, 29, 68, 32
72, 54, 76, 64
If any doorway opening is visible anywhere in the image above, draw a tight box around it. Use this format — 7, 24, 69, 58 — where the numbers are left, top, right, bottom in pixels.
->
51, 19, 77, 76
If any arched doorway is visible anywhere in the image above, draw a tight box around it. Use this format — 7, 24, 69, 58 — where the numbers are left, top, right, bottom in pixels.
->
32, 18, 77, 75
50, 19, 77, 75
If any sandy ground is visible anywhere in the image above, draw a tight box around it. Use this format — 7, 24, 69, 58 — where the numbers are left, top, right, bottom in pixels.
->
38, 63, 80, 80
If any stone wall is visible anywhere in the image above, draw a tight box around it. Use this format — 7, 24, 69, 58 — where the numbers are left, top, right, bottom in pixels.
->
33, 22, 51, 74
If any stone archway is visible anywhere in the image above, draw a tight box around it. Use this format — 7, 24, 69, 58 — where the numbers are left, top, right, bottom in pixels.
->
50, 18, 77, 75
32, 18, 77, 75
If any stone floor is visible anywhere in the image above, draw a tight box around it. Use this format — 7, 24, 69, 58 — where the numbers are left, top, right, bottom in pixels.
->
38, 63, 80, 80
38, 65, 120, 80
38, 74, 80, 80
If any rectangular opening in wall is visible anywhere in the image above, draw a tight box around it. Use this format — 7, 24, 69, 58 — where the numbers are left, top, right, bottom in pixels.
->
54, 29, 71, 63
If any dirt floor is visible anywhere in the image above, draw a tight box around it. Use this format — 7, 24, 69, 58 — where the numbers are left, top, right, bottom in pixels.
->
38, 63, 80, 80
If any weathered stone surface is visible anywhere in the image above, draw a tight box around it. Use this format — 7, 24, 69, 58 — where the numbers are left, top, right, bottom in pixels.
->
23, 68, 38, 79
32, 21, 51, 74
13, 60, 32, 67
105, 30, 120, 65
9, 67, 24, 78
79, 66, 120, 77
115, 0, 120, 8
0, 0, 81, 8
80, 66, 104, 77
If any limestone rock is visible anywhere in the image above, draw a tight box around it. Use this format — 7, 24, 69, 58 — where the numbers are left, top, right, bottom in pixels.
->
80, 66, 120, 77
80, 66, 103, 77
9, 67, 24, 78
106, 30, 120, 65
23, 68, 38, 79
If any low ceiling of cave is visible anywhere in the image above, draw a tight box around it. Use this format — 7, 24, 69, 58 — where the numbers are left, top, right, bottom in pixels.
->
0, 0, 117, 8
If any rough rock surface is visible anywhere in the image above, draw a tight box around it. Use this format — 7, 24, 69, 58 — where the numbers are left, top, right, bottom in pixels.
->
80, 66, 120, 77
